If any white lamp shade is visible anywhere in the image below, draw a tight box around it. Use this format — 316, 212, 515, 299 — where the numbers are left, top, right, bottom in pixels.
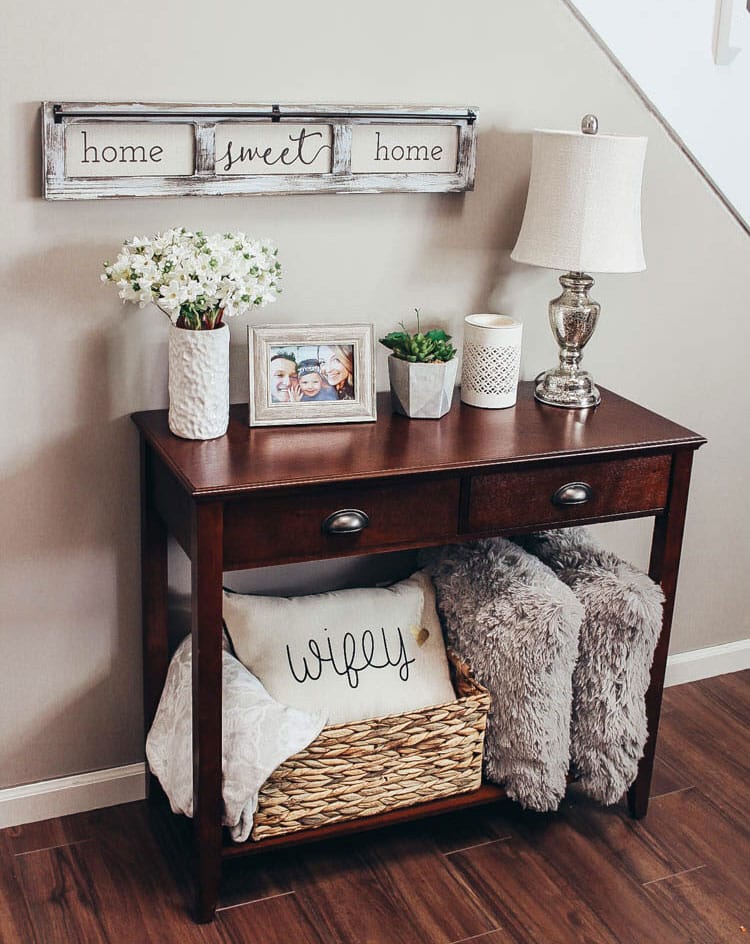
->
511, 129, 647, 273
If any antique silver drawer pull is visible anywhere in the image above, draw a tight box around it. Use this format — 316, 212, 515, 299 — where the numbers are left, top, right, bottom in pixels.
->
552, 482, 593, 506
322, 509, 370, 534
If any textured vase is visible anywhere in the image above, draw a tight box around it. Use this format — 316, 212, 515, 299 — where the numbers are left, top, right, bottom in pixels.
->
168, 323, 230, 440
388, 356, 458, 419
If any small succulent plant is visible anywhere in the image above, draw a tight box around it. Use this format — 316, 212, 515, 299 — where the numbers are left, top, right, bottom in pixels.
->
379, 310, 457, 363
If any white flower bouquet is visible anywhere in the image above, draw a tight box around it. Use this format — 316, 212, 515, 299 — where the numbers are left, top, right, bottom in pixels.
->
102, 227, 282, 330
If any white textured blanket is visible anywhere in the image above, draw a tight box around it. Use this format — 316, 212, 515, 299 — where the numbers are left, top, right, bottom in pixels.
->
146, 636, 326, 842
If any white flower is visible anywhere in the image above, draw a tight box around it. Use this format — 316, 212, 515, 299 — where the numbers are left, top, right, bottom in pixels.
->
159, 279, 189, 311
185, 279, 203, 303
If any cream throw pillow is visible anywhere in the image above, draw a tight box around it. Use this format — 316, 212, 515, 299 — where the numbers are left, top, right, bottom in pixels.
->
223, 570, 456, 725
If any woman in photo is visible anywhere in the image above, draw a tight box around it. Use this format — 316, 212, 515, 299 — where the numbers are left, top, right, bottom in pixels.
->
321, 345, 355, 400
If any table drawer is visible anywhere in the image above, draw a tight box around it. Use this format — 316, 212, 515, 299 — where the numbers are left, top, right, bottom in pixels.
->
224, 476, 460, 568
465, 454, 671, 533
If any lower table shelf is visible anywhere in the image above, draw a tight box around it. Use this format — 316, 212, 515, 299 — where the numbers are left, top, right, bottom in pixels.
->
221, 782, 509, 858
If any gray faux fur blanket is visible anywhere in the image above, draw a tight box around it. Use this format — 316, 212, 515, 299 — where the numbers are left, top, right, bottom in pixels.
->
516, 528, 664, 804
421, 539, 584, 812
422, 529, 663, 811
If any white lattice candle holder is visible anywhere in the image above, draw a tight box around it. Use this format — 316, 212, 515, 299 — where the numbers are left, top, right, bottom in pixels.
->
460, 314, 523, 409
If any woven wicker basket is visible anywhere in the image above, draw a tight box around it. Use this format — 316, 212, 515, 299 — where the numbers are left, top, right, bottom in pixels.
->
251, 652, 490, 840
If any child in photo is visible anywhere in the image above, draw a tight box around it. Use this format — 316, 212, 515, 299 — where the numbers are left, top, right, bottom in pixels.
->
297, 359, 338, 401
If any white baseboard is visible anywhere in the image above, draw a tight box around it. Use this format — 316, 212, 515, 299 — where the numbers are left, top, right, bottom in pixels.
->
0, 763, 147, 830
1, 642, 748, 830
665, 639, 750, 687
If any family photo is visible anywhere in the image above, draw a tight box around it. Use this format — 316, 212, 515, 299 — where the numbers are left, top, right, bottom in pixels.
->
268, 343, 355, 404
249, 324, 375, 427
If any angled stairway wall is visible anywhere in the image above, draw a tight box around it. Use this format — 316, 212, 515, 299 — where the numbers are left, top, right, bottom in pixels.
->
566, 0, 750, 233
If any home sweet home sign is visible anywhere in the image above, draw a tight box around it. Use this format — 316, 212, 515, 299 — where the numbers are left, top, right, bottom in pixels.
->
42, 102, 478, 199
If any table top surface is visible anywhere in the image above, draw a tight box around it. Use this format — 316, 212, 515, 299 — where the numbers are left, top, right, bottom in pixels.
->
132, 383, 705, 499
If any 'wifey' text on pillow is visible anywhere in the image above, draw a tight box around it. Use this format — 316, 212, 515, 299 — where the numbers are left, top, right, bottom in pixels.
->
286, 625, 415, 689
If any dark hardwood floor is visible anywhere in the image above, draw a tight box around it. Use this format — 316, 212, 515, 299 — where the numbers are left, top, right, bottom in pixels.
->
1, 670, 748, 943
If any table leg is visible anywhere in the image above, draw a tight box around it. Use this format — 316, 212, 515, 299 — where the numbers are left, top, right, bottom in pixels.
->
141, 441, 169, 803
628, 449, 695, 819
191, 501, 224, 923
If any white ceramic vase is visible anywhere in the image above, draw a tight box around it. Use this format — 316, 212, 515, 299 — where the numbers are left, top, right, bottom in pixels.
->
168, 323, 230, 440
388, 355, 458, 419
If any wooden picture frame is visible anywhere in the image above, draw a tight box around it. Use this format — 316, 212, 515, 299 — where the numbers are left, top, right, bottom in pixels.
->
248, 324, 377, 427
42, 102, 478, 200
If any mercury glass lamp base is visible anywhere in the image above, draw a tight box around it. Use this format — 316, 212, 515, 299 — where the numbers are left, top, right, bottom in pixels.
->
534, 367, 601, 409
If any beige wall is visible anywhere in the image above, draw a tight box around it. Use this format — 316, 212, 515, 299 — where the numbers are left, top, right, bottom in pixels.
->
1, 0, 747, 790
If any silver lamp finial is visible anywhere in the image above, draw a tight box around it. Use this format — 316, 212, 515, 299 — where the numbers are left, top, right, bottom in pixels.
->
581, 114, 598, 135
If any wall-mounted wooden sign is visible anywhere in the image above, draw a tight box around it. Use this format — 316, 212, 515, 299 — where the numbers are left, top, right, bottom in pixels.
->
42, 102, 478, 200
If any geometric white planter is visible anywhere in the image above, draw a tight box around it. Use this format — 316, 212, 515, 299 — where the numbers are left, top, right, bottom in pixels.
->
388, 355, 458, 419
168, 323, 230, 440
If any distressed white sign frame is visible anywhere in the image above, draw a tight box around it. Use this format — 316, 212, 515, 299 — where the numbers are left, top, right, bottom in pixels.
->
42, 102, 478, 200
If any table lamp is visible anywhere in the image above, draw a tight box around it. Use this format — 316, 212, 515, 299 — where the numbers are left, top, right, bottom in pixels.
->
511, 115, 647, 408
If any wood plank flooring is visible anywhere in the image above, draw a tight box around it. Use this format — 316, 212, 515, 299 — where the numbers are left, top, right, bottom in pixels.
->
1, 670, 747, 944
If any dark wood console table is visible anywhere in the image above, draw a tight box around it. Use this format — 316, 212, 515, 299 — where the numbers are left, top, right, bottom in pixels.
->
133, 383, 705, 922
